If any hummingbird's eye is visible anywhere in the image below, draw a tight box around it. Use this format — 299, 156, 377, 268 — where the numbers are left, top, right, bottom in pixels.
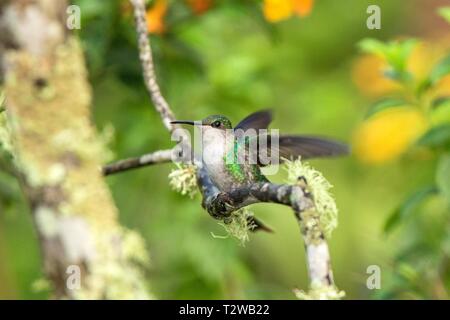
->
211, 120, 221, 128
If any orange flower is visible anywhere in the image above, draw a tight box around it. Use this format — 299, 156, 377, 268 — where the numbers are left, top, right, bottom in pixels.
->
146, 0, 168, 34
186, 0, 213, 15
292, 0, 314, 17
352, 54, 402, 97
263, 0, 314, 23
353, 108, 428, 164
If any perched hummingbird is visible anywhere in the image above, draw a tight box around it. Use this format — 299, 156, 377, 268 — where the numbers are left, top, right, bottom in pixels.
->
171, 110, 349, 194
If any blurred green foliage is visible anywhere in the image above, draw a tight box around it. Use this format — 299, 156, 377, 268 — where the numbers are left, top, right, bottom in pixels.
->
0, 0, 449, 299
358, 26, 450, 298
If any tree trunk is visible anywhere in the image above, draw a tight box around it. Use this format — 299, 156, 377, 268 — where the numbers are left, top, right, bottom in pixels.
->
0, 0, 151, 299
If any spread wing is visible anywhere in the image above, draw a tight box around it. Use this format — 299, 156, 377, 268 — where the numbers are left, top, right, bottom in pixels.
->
234, 110, 348, 164
276, 135, 349, 160
254, 135, 349, 166
234, 110, 273, 131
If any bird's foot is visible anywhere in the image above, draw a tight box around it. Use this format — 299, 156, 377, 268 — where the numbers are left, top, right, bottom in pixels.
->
207, 192, 235, 220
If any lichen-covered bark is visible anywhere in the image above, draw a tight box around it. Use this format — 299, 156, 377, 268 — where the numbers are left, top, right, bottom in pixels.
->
197, 162, 344, 299
0, 0, 150, 299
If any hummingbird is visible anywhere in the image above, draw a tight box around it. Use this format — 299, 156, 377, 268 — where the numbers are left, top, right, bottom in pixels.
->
171, 110, 348, 195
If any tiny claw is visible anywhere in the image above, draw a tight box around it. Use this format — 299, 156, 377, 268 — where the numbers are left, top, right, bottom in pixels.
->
207, 192, 235, 219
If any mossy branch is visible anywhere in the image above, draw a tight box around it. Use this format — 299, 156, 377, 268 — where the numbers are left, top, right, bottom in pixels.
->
106, 0, 344, 299
195, 160, 344, 298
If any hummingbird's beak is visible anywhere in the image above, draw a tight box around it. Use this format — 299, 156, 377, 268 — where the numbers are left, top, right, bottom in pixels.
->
170, 120, 196, 126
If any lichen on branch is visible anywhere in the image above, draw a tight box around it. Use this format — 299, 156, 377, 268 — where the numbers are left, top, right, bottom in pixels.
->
294, 284, 345, 300
168, 163, 198, 198
285, 158, 339, 240
216, 207, 256, 245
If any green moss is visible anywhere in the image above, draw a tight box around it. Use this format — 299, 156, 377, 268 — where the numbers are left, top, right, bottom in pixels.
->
168, 162, 255, 245
285, 158, 338, 240
214, 207, 256, 246
294, 283, 345, 300
168, 163, 198, 198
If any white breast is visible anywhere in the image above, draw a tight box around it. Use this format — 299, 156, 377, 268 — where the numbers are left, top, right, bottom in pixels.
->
202, 128, 227, 165
200, 127, 234, 191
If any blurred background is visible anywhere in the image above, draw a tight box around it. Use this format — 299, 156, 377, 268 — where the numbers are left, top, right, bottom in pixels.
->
0, 0, 449, 299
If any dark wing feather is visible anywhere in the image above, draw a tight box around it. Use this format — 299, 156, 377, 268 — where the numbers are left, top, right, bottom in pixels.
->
277, 135, 350, 159
234, 110, 273, 131
255, 135, 349, 166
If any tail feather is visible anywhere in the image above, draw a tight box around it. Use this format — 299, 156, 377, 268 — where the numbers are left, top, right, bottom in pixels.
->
248, 216, 274, 233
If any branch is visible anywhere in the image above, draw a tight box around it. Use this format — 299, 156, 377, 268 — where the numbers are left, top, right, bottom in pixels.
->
130, 0, 177, 133
103, 148, 173, 175
120, 0, 342, 299
197, 165, 335, 291
103, 0, 190, 176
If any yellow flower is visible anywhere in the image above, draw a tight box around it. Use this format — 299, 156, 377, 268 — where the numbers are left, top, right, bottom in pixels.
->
352, 38, 450, 164
263, 0, 314, 23
146, 0, 168, 34
353, 107, 428, 164
263, 0, 293, 22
